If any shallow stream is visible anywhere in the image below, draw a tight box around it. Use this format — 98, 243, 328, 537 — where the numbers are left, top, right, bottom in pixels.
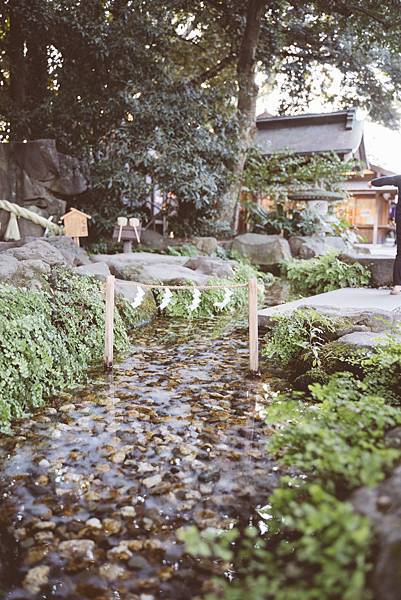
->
0, 318, 285, 599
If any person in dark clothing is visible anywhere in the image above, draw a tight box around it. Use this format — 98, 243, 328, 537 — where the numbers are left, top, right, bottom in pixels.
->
371, 175, 401, 294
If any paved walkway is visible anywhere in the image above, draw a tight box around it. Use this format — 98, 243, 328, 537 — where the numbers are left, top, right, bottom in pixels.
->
259, 287, 401, 327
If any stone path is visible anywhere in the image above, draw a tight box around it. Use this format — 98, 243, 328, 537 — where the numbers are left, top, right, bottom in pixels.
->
259, 287, 401, 328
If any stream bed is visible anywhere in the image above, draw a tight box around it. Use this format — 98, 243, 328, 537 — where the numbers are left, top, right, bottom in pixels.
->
0, 318, 285, 600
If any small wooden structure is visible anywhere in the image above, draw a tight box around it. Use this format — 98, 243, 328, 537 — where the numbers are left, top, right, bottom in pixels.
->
112, 217, 141, 253
61, 208, 91, 246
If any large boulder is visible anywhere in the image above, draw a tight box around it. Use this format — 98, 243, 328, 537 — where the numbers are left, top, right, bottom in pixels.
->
12, 260, 51, 289
0, 254, 19, 280
139, 230, 168, 252
184, 256, 234, 279
341, 253, 394, 287
352, 459, 401, 600
232, 233, 291, 269
74, 262, 111, 281
91, 252, 211, 284
114, 280, 157, 325
46, 236, 91, 266
337, 331, 401, 349
193, 236, 219, 255
289, 235, 349, 259
4, 239, 67, 267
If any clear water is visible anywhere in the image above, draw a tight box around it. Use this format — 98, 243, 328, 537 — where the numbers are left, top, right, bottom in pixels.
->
0, 318, 285, 599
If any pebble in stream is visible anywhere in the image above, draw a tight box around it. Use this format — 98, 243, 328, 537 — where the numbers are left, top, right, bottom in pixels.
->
0, 318, 283, 600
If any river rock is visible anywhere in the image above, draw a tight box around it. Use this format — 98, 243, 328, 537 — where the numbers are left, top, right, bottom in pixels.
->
193, 237, 218, 255
184, 256, 234, 278
74, 262, 111, 281
5, 239, 67, 267
58, 539, 95, 563
289, 235, 349, 259
99, 562, 126, 582
231, 233, 291, 268
23, 565, 50, 594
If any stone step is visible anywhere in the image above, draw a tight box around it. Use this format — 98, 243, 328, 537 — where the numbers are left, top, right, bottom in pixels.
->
259, 287, 401, 331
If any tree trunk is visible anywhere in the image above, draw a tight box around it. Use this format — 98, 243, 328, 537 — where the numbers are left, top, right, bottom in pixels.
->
8, 6, 27, 140
26, 37, 49, 138
219, 0, 267, 232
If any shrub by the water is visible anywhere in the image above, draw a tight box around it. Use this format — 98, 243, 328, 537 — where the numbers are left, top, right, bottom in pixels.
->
0, 269, 131, 430
263, 308, 339, 370
156, 262, 269, 319
282, 252, 370, 296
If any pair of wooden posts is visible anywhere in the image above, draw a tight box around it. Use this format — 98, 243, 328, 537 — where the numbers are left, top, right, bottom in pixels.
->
104, 277, 259, 374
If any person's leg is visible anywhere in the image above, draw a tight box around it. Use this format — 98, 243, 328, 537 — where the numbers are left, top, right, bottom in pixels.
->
392, 219, 401, 293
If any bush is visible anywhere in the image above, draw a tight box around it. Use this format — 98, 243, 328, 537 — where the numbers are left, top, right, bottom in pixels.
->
0, 269, 132, 430
282, 253, 370, 296
178, 483, 373, 600
263, 308, 339, 370
268, 374, 401, 492
155, 262, 268, 319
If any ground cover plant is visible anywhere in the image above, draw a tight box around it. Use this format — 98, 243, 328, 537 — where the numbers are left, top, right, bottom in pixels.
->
155, 261, 270, 319
282, 253, 370, 296
0, 269, 134, 430
179, 313, 401, 599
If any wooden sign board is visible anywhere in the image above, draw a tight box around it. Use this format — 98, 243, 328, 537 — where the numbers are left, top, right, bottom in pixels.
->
61, 208, 91, 239
112, 225, 141, 241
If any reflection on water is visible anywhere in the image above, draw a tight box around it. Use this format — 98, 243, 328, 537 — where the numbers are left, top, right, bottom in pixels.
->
0, 318, 284, 599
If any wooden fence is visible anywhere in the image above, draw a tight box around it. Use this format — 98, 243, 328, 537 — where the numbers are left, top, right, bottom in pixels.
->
104, 275, 259, 374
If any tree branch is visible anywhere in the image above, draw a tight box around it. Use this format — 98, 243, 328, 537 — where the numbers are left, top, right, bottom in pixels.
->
190, 52, 236, 85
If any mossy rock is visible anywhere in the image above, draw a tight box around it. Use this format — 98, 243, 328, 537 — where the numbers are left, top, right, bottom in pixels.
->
293, 367, 330, 391
319, 341, 370, 377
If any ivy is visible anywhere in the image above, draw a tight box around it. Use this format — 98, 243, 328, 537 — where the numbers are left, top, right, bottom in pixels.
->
0, 269, 135, 430
282, 253, 370, 296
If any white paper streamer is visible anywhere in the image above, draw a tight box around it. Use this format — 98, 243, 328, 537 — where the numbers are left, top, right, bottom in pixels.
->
132, 286, 146, 309
188, 288, 201, 312
159, 287, 173, 310
214, 287, 233, 310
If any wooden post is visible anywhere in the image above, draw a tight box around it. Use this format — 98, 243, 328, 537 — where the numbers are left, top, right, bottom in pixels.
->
248, 278, 259, 374
123, 240, 132, 254
104, 275, 115, 371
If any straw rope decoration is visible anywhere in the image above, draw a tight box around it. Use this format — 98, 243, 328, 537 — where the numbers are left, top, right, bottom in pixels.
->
129, 281, 261, 313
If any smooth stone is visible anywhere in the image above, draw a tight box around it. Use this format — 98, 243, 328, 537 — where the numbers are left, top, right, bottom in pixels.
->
184, 256, 234, 278
289, 235, 348, 259
23, 565, 50, 594
58, 539, 95, 562
232, 233, 291, 268
5, 239, 67, 266
74, 262, 111, 281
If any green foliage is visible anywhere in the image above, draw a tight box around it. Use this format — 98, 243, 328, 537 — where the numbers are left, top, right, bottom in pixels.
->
0, 270, 133, 430
361, 334, 401, 403
282, 253, 370, 296
243, 148, 353, 204
165, 243, 198, 257
263, 309, 339, 369
268, 375, 401, 491
156, 262, 268, 319
243, 200, 323, 237
180, 481, 373, 600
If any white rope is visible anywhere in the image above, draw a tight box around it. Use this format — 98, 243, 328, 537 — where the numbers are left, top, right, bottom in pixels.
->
0, 200, 63, 240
